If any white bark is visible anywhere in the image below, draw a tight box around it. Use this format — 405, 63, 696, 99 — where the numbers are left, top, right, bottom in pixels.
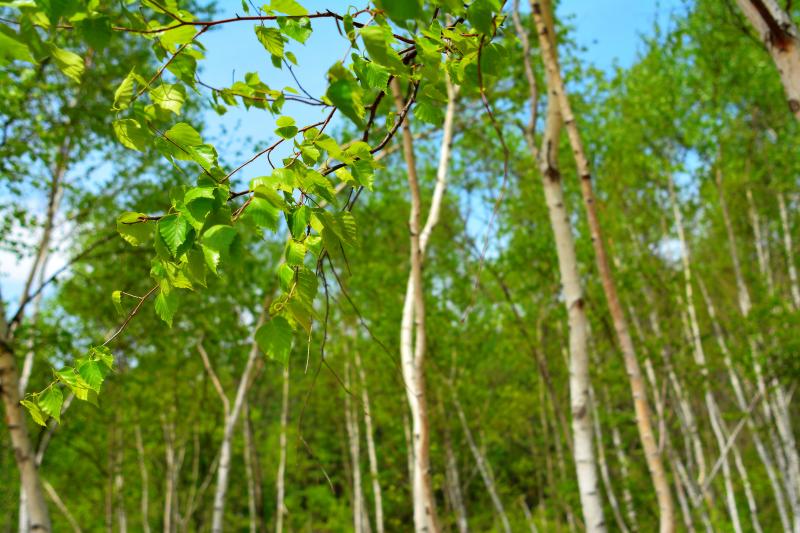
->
735, 0, 800, 119
354, 352, 384, 533
344, 362, 366, 533
531, 2, 674, 528
393, 74, 458, 533
668, 175, 742, 532
777, 191, 800, 308
451, 391, 511, 533
134, 425, 152, 533
590, 387, 629, 533
210, 299, 270, 533
275, 366, 289, 533
443, 423, 469, 533
519, 3, 606, 529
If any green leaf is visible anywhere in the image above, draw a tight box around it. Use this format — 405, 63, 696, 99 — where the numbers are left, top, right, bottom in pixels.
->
116, 212, 152, 246
255, 316, 294, 365
158, 215, 191, 258
360, 26, 406, 73
48, 45, 85, 82
154, 289, 179, 326
21, 400, 47, 426
275, 115, 298, 139
467, 0, 499, 36
0, 31, 35, 65
113, 119, 149, 151
113, 69, 136, 111
38, 387, 63, 423
77, 16, 113, 51
255, 26, 284, 58
326, 79, 364, 127
91, 346, 115, 369
159, 24, 196, 50
201, 225, 238, 273
111, 291, 123, 314
373, 0, 422, 23
242, 195, 280, 231
287, 205, 310, 239
164, 122, 202, 147
271, 0, 308, 16
414, 101, 444, 125
277, 16, 312, 44
286, 239, 305, 265
150, 84, 186, 115
353, 54, 390, 89
78, 360, 105, 393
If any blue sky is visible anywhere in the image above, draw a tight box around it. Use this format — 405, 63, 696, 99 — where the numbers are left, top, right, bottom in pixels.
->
1, 0, 688, 310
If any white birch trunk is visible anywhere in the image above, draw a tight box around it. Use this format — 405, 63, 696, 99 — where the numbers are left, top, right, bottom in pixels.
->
777, 191, 800, 308
735, 0, 800, 119
354, 352, 384, 533
275, 366, 289, 533
530, 2, 675, 528
392, 74, 457, 533
451, 391, 511, 533
344, 362, 365, 533
210, 301, 270, 533
134, 425, 152, 533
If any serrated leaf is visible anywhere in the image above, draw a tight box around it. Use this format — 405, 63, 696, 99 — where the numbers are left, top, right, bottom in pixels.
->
112, 291, 123, 314
91, 346, 115, 369
113, 119, 149, 151
159, 24, 196, 50
21, 400, 47, 426
271, 0, 307, 15
154, 289, 179, 326
164, 122, 202, 147
49, 45, 84, 82
0, 31, 35, 65
353, 54, 390, 89
255, 316, 294, 365
113, 69, 136, 110
286, 239, 305, 265
150, 83, 186, 115
275, 115, 298, 139
326, 79, 364, 127
467, 0, 499, 36
360, 26, 406, 73
116, 211, 152, 246
158, 215, 191, 258
38, 387, 63, 423
255, 26, 284, 58
277, 16, 312, 43
414, 100, 444, 124
242, 196, 280, 231
78, 360, 105, 393
201, 225, 238, 273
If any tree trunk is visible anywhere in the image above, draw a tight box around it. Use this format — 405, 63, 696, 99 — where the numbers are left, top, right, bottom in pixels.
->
451, 390, 512, 533
777, 191, 800, 308
134, 424, 152, 533
0, 342, 51, 532
735, 0, 800, 118
531, 1, 674, 530
344, 362, 368, 533
589, 387, 629, 533
243, 400, 258, 533
210, 300, 270, 533
275, 366, 289, 533
516, 3, 606, 529
392, 73, 458, 533
668, 175, 742, 532
443, 420, 469, 533
354, 352, 384, 533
